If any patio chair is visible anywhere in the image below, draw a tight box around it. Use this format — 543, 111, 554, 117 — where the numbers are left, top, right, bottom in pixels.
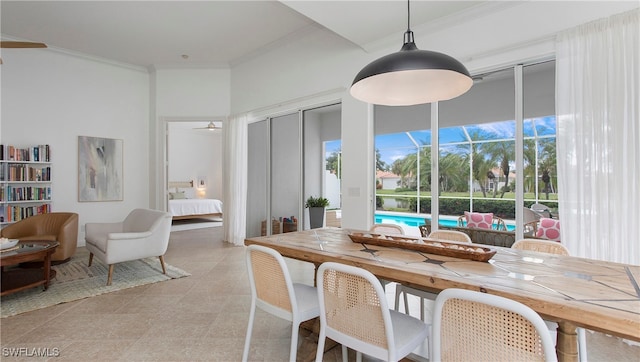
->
316, 262, 430, 362
512, 238, 587, 361
458, 212, 507, 231
432, 288, 557, 362
242, 245, 319, 362
523, 207, 541, 235
531, 203, 552, 218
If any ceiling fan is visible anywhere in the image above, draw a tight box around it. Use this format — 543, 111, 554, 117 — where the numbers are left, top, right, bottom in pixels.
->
193, 121, 222, 131
0, 41, 48, 64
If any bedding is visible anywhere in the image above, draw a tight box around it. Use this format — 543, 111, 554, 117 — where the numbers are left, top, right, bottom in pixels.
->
167, 181, 223, 220
169, 198, 223, 219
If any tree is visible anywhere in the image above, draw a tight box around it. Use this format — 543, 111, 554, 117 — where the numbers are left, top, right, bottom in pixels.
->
538, 138, 557, 199
460, 131, 497, 198
483, 140, 515, 198
325, 150, 341, 179
522, 139, 537, 193
439, 152, 468, 192
375, 148, 387, 172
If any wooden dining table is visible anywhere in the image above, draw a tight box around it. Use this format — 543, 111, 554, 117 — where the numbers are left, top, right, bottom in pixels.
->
245, 228, 640, 362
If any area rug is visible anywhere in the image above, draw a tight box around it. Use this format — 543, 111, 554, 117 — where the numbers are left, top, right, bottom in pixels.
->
1, 248, 190, 318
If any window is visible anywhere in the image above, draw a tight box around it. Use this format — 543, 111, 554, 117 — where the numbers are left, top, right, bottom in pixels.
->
373, 61, 557, 231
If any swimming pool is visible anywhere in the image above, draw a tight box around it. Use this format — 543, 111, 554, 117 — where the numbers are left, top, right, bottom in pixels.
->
375, 212, 515, 231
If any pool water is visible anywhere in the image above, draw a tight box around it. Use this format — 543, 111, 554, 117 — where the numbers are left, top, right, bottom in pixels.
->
375, 213, 515, 231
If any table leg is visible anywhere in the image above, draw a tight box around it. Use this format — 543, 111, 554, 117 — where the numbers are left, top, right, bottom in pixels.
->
43, 251, 52, 290
313, 262, 321, 287
556, 321, 579, 362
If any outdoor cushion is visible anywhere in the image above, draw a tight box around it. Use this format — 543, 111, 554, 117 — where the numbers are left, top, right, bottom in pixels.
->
464, 211, 493, 229
536, 218, 561, 241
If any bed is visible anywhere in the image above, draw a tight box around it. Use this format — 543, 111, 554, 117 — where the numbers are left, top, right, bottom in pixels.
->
168, 181, 223, 220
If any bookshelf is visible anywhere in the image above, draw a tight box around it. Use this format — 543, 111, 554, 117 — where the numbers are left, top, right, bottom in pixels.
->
0, 144, 52, 225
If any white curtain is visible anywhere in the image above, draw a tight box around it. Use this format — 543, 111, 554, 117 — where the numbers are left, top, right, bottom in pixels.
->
223, 113, 249, 246
556, 9, 639, 264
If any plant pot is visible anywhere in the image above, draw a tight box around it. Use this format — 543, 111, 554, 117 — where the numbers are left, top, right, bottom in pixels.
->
308, 207, 325, 229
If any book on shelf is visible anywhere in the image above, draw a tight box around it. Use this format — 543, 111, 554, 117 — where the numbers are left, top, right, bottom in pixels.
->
0, 144, 50, 162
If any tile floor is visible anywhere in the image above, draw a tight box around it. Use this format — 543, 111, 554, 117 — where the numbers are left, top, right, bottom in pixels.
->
1, 226, 638, 361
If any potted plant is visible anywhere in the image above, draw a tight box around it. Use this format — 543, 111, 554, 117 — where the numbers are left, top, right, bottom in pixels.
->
305, 196, 330, 229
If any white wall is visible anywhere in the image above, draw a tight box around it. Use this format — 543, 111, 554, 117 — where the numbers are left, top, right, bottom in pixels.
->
0, 50, 149, 244
167, 125, 222, 200
152, 68, 230, 209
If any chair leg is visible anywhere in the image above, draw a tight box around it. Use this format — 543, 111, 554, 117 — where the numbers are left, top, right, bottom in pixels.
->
578, 328, 588, 362
403, 288, 410, 315
159, 255, 167, 274
88, 252, 93, 267
107, 264, 114, 286
290, 321, 300, 362
315, 326, 327, 362
242, 302, 256, 362
341, 345, 348, 362
394, 284, 402, 311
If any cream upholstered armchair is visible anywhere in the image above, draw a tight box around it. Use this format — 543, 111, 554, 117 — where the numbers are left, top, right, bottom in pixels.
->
85, 208, 172, 286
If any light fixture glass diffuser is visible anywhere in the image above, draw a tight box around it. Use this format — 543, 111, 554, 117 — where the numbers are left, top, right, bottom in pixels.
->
350, 2, 472, 106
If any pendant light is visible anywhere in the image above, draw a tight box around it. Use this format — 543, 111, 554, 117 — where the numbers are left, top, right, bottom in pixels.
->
350, 0, 472, 106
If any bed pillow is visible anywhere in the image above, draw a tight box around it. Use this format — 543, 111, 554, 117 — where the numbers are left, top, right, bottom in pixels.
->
464, 211, 493, 229
177, 187, 196, 199
536, 218, 561, 241
169, 191, 186, 200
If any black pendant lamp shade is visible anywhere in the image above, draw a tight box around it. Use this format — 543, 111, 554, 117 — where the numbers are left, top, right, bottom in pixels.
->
350, 4, 472, 106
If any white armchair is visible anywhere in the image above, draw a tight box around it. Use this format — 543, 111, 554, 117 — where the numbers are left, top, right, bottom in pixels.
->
85, 208, 172, 285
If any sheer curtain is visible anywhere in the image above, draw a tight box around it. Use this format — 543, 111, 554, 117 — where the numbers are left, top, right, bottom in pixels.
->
223, 113, 249, 246
556, 9, 639, 264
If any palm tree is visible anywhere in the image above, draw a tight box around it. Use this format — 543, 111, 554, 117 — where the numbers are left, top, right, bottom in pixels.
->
375, 148, 387, 172
523, 139, 537, 193
439, 152, 468, 192
483, 140, 515, 198
538, 138, 557, 199
460, 131, 497, 198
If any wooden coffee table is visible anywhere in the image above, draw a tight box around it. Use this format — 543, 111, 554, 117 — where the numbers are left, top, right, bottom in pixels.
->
0, 240, 59, 296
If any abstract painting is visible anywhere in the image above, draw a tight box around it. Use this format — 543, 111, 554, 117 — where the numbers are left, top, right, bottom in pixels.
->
78, 136, 123, 201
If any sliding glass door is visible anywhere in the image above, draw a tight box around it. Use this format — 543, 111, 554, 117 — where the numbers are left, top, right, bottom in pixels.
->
245, 103, 342, 237
270, 113, 302, 233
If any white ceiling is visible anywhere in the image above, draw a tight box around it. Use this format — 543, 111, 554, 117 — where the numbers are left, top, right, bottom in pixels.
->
1, 1, 488, 69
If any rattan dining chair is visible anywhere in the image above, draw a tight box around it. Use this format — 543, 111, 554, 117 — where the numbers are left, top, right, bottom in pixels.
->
242, 245, 320, 362
370, 223, 405, 235
315, 262, 430, 362
370, 223, 404, 304
512, 238, 587, 362
432, 288, 557, 362
394, 230, 472, 322
428, 230, 472, 243
512, 238, 570, 255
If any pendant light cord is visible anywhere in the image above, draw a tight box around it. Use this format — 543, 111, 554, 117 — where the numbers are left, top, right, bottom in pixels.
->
407, 0, 411, 32
404, 0, 414, 45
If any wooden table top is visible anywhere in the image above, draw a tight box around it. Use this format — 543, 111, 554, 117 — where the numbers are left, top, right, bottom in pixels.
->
0, 241, 59, 266
245, 228, 640, 342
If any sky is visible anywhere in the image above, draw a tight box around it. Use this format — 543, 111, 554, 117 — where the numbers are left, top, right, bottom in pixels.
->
325, 116, 556, 168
